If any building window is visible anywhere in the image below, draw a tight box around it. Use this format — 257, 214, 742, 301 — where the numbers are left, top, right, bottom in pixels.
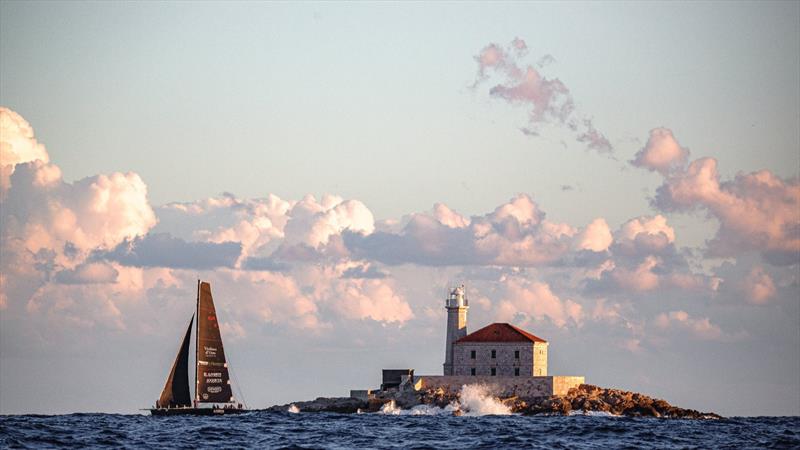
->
470, 350, 476, 359
514, 368, 520, 376
491, 349, 496, 359
491, 367, 496, 376
471, 368, 476, 376
514, 350, 520, 359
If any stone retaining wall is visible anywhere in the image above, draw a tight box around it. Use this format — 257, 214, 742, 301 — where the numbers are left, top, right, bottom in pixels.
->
413, 375, 585, 397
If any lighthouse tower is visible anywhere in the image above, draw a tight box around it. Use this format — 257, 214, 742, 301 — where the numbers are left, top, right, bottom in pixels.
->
443, 285, 469, 375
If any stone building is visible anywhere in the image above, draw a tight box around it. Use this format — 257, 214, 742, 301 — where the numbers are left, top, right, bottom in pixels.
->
443, 286, 548, 377
452, 323, 548, 377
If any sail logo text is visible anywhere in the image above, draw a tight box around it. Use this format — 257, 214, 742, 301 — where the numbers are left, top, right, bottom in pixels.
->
204, 346, 217, 357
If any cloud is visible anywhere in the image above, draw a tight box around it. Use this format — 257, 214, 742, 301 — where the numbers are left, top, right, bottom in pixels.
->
472, 39, 612, 154
346, 194, 576, 266
615, 215, 675, 256
341, 263, 388, 279
611, 256, 661, 292
653, 310, 727, 341
102, 233, 242, 269
283, 194, 375, 247
630, 128, 690, 175
54, 262, 119, 285
574, 218, 613, 252
0, 107, 52, 195
0, 107, 158, 301
329, 278, 413, 323
652, 154, 800, 264
495, 276, 583, 328
741, 266, 776, 305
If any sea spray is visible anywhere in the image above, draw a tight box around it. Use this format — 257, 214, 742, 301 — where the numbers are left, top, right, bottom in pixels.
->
378, 400, 455, 416
288, 404, 300, 414
377, 384, 511, 416
457, 384, 512, 416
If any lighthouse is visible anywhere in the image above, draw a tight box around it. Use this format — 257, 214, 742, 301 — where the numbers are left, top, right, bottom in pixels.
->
443, 285, 468, 375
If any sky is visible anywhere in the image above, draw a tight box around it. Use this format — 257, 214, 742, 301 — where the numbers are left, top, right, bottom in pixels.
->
0, 1, 798, 416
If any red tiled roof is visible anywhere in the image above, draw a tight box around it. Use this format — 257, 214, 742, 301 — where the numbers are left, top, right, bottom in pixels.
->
454, 323, 547, 344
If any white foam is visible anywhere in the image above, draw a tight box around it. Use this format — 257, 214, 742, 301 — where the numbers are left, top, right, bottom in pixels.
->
375, 384, 512, 416
457, 384, 512, 416
287, 404, 300, 414
568, 409, 618, 417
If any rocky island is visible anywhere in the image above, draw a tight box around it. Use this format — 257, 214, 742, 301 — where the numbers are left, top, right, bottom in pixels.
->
268, 288, 719, 419
267, 384, 720, 419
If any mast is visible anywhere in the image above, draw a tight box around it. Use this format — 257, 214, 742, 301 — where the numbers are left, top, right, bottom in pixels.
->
195, 279, 200, 407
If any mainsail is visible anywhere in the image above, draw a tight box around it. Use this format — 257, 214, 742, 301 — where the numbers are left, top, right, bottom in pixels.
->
196, 281, 234, 404
157, 316, 193, 408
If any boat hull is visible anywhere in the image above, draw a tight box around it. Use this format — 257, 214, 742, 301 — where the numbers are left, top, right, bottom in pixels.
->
149, 407, 248, 416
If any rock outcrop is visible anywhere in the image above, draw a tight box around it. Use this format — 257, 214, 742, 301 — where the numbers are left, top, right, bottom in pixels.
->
514, 384, 721, 419
266, 397, 367, 414
266, 384, 720, 419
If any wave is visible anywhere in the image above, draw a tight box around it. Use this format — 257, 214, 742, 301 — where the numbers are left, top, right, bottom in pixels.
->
378, 384, 512, 416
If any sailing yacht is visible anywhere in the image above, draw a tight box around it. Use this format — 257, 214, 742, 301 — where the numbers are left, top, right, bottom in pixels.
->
150, 281, 247, 416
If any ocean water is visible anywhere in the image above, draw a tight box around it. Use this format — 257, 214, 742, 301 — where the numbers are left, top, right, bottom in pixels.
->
1, 412, 798, 449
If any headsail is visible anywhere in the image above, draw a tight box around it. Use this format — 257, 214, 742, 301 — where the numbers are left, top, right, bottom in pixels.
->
157, 315, 193, 408
196, 281, 234, 404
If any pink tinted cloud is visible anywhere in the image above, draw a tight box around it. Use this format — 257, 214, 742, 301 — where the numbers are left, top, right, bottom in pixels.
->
653, 310, 726, 341
0, 107, 51, 194
575, 218, 613, 252
653, 155, 800, 263
741, 266, 776, 305
630, 128, 690, 175
496, 277, 583, 328
473, 39, 612, 154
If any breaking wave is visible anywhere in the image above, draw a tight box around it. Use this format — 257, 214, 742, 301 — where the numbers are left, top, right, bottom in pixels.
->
378, 384, 511, 416
457, 384, 512, 416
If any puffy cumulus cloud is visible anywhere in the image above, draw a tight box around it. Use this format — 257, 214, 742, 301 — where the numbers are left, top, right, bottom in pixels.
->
630, 128, 690, 175
160, 193, 292, 260
433, 203, 469, 228
294, 262, 415, 325
0, 107, 52, 195
218, 269, 326, 331
329, 278, 413, 323
283, 194, 374, 248
611, 256, 661, 292
574, 218, 613, 252
653, 310, 728, 341
473, 39, 612, 154
2, 161, 157, 266
614, 215, 675, 255
647, 145, 799, 264
346, 194, 578, 266
495, 277, 583, 328
157, 193, 374, 268
205, 194, 292, 261
741, 266, 776, 305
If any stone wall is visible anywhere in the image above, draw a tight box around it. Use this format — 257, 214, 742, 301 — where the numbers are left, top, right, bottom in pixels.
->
452, 341, 548, 376
533, 342, 548, 376
413, 375, 585, 398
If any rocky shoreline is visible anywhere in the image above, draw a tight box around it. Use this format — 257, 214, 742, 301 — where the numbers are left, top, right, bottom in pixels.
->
266, 384, 721, 419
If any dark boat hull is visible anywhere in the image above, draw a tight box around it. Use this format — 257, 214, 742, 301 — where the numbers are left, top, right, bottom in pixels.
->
150, 407, 248, 416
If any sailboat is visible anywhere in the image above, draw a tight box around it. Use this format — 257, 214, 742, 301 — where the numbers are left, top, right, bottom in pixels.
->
150, 281, 248, 416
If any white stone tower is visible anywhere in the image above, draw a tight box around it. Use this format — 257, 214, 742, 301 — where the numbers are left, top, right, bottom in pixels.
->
443, 285, 468, 375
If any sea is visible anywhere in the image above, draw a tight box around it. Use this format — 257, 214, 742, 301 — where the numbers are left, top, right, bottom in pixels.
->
1, 411, 798, 449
